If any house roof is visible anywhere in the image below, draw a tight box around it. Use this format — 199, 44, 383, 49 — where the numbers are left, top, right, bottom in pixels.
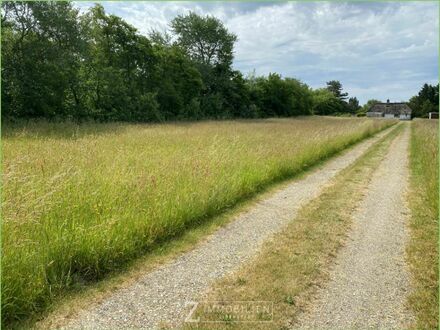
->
368, 102, 412, 115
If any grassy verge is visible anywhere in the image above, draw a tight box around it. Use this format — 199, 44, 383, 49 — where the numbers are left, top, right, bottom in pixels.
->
407, 119, 439, 329
2, 117, 394, 326
25, 192, 276, 330
188, 123, 403, 329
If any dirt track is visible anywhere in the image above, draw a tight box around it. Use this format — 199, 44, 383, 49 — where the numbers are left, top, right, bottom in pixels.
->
295, 124, 413, 329
59, 128, 393, 330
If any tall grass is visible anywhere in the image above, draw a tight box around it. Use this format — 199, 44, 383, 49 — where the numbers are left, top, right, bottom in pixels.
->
2, 117, 393, 325
407, 119, 439, 329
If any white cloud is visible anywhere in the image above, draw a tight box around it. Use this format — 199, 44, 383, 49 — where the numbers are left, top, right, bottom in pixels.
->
73, 1, 438, 104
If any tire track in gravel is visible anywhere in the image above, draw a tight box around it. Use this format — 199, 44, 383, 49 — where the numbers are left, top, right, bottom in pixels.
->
60, 127, 395, 330
294, 124, 413, 329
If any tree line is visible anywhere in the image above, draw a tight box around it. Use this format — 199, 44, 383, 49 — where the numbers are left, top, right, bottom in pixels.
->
2, 2, 434, 122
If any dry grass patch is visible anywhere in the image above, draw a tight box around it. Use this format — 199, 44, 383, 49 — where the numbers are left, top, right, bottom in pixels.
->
189, 124, 402, 329
407, 119, 439, 329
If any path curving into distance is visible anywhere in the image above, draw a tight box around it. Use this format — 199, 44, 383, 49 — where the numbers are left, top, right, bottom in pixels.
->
295, 124, 413, 329
60, 127, 395, 330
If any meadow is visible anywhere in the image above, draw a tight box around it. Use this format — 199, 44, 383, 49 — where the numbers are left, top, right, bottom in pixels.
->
407, 119, 439, 329
2, 117, 392, 325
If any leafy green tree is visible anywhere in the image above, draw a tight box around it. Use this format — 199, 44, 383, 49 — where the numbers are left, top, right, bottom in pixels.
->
170, 12, 240, 119
219, 70, 252, 118
419, 99, 438, 118
347, 97, 361, 114
81, 5, 159, 121
260, 73, 290, 117
152, 45, 203, 119
408, 83, 439, 117
285, 78, 313, 116
2, 1, 84, 118
148, 29, 172, 47
311, 88, 344, 115
171, 12, 237, 67
247, 73, 312, 118
2, 3, 329, 122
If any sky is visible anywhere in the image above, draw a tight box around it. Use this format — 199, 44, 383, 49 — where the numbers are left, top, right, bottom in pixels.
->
74, 1, 439, 104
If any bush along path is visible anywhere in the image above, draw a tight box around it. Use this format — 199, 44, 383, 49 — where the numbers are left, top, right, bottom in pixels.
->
56, 127, 395, 330
295, 123, 413, 329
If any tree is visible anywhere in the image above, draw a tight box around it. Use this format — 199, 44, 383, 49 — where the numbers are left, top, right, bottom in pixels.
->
420, 99, 438, 117
408, 83, 439, 118
2, 1, 85, 118
151, 44, 203, 119
347, 97, 361, 114
2, 3, 320, 122
148, 29, 172, 47
170, 12, 240, 119
311, 88, 344, 115
220, 70, 252, 118
326, 80, 348, 101
171, 12, 237, 67
285, 78, 313, 116
418, 83, 439, 105
248, 73, 313, 118
80, 5, 160, 120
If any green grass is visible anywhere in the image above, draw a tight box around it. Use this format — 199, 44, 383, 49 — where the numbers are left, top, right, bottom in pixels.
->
407, 119, 439, 329
187, 123, 402, 329
2, 117, 394, 326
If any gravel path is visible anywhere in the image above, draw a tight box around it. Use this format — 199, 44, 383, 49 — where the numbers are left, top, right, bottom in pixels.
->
295, 124, 413, 329
61, 128, 392, 330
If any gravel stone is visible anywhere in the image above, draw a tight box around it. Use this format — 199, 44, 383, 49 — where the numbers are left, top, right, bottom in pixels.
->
294, 125, 414, 329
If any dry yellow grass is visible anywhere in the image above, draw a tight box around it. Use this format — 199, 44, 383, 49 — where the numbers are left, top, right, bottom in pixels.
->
2, 117, 393, 325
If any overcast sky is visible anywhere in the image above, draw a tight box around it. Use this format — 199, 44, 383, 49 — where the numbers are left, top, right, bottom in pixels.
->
75, 1, 438, 104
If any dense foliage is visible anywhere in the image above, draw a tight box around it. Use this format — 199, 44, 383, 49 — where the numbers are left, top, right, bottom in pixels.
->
2, 2, 362, 121
408, 83, 439, 118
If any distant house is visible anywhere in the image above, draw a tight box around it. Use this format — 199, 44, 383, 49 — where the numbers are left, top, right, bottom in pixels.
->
366, 100, 412, 120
